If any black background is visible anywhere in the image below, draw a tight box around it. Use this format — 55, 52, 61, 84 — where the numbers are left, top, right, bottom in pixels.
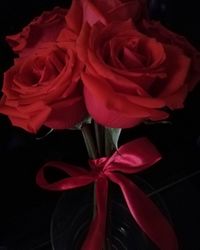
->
1, 1, 200, 249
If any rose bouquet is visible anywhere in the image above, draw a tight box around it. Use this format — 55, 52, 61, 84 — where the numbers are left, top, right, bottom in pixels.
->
1, 0, 200, 249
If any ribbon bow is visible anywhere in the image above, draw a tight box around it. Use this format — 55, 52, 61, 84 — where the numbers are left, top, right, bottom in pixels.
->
36, 137, 178, 250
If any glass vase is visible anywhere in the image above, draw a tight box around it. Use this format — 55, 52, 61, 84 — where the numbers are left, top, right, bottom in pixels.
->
50, 177, 172, 250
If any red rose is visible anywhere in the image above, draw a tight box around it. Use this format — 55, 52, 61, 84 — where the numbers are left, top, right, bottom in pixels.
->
77, 20, 195, 128
139, 20, 200, 94
66, 0, 147, 35
6, 7, 67, 57
0, 43, 87, 133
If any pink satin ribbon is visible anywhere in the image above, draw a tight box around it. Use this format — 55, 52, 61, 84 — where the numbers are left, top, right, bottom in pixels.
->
36, 137, 178, 250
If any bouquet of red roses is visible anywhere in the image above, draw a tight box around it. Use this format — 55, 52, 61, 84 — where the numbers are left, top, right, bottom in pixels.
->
1, 0, 200, 249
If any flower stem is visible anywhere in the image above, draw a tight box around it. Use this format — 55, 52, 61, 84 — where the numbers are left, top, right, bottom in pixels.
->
81, 124, 98, 160
105, 128, 115, 156
94, 122, 105, 157
80, 123, 98, 236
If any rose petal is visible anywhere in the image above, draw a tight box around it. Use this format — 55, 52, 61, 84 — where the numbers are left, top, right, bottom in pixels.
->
140, 19, 200, 91
9, 106, 50, 133
0, 101, 51, 133
107, 0, 148, 22
65, 0, 83, 34
6, 7, 67, 56
82, 0, 107, 26
163, 85, 188, 109
82, 73, 167, 120
84, 86, 168, 128
159, 45, 191, 97
44, 96, 87, 129
76, 22, 91, 62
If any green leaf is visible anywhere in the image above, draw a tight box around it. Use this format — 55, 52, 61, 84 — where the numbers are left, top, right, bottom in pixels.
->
105, 127, 122, 156
107, 127, 122, 149
71, 116, 92, 130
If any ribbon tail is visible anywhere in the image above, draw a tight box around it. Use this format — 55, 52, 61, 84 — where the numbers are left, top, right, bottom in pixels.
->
109, 173, 179, 250
81, 177, 108, 250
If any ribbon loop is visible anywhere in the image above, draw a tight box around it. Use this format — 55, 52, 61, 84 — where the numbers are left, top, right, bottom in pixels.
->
36, 161, 94, 191
103, 137, 161, 174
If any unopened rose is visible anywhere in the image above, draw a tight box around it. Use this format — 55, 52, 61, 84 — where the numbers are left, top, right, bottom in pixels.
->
77, 20, 199, 128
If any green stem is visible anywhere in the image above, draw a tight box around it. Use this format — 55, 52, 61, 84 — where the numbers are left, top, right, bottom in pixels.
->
94, 123, 108, 250
80, 124, 98, 236
94, 122, 105, 157
81, 124, 98, 160
105, 128, 115, 156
